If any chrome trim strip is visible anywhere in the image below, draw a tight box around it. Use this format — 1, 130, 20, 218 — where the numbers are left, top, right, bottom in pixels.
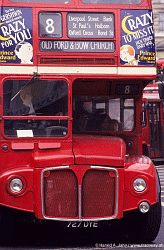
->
41, 166, 119, 221
79, 185, 82, 220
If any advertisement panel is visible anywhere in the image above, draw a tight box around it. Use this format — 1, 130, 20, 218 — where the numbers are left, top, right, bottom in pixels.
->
121, 10, 155, 66
0, 7, 33, 64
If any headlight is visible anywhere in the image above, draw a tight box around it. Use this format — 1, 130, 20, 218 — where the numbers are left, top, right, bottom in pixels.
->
10, 178, 23, 193
133, 178, 146, 192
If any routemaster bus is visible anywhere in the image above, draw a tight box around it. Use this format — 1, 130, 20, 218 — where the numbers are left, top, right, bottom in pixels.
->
0, 0, 161, 244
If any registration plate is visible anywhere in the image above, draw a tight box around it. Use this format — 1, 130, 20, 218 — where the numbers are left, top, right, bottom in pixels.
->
67, 221, 98, 228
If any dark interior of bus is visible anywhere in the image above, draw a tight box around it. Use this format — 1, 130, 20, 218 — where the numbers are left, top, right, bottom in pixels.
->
3, 78, 135, 137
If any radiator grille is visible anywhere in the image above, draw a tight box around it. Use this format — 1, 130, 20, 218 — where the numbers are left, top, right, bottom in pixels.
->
44, 170, 78, 217
82, 170, 115, 218
42, 168, 116, 220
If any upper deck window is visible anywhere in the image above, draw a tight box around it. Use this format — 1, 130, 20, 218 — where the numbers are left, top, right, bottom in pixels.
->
10, 0, 141, 3
81, 0, 142, 4
11, 0, 71, 3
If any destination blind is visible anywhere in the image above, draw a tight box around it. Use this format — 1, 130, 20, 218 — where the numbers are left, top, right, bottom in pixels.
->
39, 12, 115, 53
67, 13, 114, 39
39, 40, 115, 53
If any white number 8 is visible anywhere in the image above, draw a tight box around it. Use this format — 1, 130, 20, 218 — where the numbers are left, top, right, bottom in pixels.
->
46, 18, 55, 34
125, 85, 130, 94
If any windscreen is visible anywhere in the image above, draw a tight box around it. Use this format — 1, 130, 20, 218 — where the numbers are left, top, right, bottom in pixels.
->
3, 79, 69, 138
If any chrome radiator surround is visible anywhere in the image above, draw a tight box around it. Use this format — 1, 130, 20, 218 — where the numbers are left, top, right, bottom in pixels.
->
41, 165, 119, 221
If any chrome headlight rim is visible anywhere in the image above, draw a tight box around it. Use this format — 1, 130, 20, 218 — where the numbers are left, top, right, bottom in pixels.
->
6, 175, 26, 196
10, 178, 23, 193
133, 177, 147, 192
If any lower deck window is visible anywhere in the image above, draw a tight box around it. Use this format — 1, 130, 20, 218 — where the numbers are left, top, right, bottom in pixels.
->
73, 97, 134, 132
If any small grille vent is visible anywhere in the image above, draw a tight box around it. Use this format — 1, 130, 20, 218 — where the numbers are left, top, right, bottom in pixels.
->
40, 58, 115, 65
44, 170, 78, 218
82, 170, 115, 218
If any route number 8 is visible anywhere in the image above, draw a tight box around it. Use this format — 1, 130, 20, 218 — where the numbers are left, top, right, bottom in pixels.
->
125, 85, 130, 94
46, 18, 55, 34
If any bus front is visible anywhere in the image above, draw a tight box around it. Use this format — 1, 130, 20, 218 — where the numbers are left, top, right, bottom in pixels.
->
0, 0, 161, 243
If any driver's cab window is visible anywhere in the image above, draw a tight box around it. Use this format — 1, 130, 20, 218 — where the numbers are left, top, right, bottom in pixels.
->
3, 79, 68, 138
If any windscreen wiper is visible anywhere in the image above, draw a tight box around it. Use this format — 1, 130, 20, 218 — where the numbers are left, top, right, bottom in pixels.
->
11, 72, 40, 102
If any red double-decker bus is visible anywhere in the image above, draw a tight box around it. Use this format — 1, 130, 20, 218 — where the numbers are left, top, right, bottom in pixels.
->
142, 84, 164, 163
0, 0, 161, 243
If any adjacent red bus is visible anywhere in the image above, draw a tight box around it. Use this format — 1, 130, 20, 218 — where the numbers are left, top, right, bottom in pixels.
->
142, 84, 164, 162
157, 59, 164, 75
0, 0, 161, 243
